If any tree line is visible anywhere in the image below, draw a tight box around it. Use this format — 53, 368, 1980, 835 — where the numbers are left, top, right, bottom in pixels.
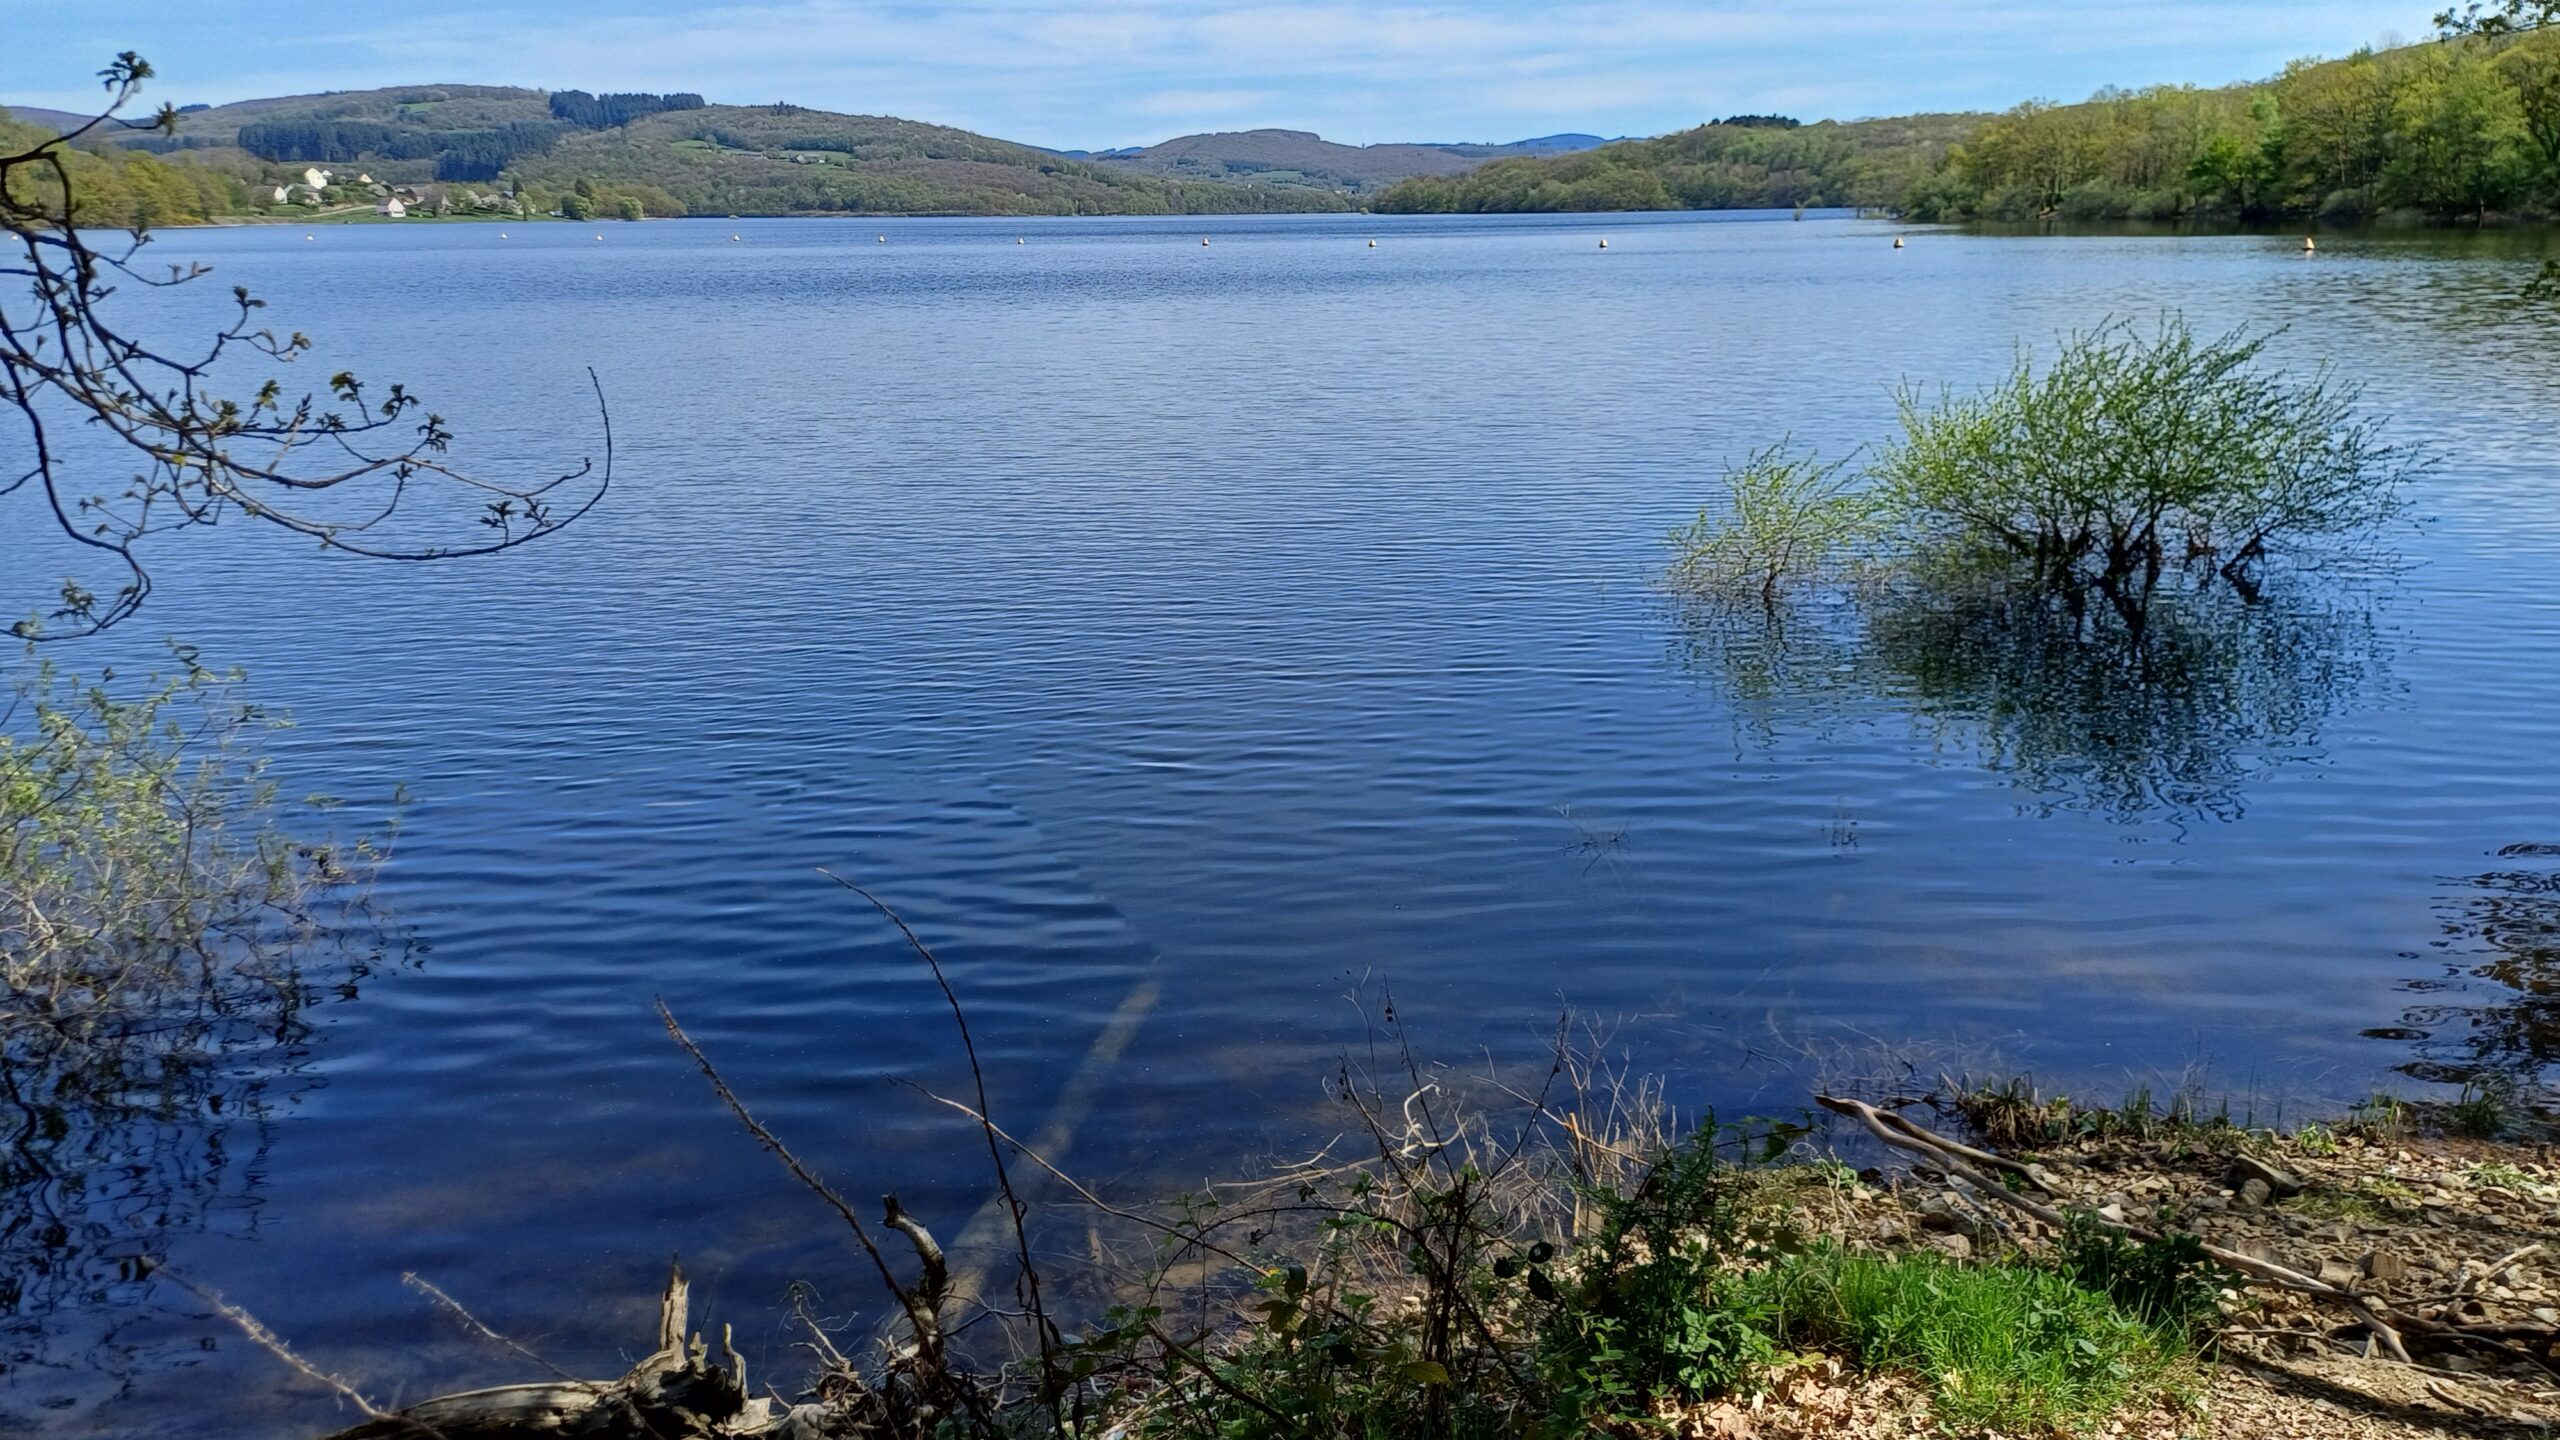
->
236, 117, 569, 181
0, 112, 242, 227
1926, 30, 2560, 221
1379, 29, 2560, 222
547, 90, 706, 129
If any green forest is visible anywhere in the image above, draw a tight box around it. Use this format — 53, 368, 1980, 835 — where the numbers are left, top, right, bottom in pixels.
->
0, 114, 243, 228
1377, 28, 2560, 220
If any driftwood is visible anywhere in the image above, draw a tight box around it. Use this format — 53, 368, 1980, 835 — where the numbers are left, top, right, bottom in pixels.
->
1814, 1094, 2560, 1373
322, 1262, 824, 1440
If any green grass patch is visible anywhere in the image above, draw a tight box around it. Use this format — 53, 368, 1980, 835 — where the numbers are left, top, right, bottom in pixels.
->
1748, 1246, 2193, 1433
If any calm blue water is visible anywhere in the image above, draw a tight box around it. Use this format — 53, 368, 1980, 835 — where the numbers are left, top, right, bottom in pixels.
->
7, 210, 2560, 1434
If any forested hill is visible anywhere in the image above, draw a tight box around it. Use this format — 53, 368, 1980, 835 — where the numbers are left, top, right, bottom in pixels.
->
506, 103, 1350, 215
1373, 114, 1978, 213
17, 83, 1353, 217
1378, 29, 2560, 223
1077, 128, 1612, 195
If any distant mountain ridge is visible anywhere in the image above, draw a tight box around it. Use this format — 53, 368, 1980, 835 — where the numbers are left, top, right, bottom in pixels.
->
3, 86, 1620, 214
1068, 128, 1614, 192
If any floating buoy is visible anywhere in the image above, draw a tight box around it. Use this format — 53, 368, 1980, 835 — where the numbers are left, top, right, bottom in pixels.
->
499, 231, 509, 238
876, 235, 886, 243
1202, 236, 1211, 246
1893, 235, 1905, 249
1017, 237, 1026, 244
304, 234, 314, 240
1368, 238, 1377, 248
2302, 236, 2317, 253
1597, 238, 1609, 249
731, 234, 741, 241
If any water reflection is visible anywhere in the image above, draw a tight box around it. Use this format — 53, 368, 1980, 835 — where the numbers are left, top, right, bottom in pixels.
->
0, 929, 401, 1420
1670, 577, 2386, 822
2389, 851, 2560, 1101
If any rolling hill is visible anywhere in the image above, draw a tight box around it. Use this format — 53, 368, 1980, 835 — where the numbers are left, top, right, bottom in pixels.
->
8, 85, 1620, 215
9, 84, 1357, 216
1373, 113, 1985, 213
1076, 128, 1612, 193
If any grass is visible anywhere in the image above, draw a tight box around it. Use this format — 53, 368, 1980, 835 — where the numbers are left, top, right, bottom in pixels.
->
1749, 1246, 2195, 1433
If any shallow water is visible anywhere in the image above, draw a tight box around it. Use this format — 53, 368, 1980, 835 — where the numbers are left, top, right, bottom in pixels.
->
5, 210, 2560, 1433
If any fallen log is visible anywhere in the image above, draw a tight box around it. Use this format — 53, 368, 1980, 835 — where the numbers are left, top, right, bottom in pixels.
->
321, 1262, 820, 1440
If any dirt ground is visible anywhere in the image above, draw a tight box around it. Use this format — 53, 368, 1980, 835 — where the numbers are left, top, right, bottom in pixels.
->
1734, 1117, 2560, 1438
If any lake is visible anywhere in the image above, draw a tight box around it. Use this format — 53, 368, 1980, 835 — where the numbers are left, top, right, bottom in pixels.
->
6, 209, 2559, 1434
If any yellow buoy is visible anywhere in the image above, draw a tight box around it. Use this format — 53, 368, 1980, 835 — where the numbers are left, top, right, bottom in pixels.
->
2303, 236, 2317, 253
1893, 235, 1905, 249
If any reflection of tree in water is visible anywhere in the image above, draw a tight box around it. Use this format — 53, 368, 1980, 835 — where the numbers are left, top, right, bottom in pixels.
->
2389, 850, 2560, 1101
1866, 581, 2381, 821
1667, 577, 2385, 822
0, 933, 401, 1420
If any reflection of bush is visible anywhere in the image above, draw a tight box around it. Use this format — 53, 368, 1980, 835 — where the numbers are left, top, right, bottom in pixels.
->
2395, 859, 2560, 1101
1864, 579, 2377, 820
1666, 577, 2380, 822
0, 656, 392, 1404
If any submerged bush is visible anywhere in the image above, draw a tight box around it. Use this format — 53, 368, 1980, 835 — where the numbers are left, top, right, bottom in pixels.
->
2, 653, 387, 1348
1877, 318, 2410, 613
1665, 445, 1880, 606
1669, 317, 2411, 620
2, 653, 377, 1044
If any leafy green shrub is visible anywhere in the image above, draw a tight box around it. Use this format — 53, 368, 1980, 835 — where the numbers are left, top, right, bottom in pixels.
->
2, 652, 381, 1089
2053, 1212, 2228, 1346
1749, 1245, 2188, 1433
1535, 1133, 1774, 1429
1665, 445, 1880, 606
1875, 317, 2410, 612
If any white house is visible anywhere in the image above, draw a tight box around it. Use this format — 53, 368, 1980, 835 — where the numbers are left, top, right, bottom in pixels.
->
303, 167, 332, 190
272, 185, 291, 203
377, 197, 407, 218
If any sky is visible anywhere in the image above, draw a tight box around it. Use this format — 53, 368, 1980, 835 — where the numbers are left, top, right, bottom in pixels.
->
4, 1, 2433, 149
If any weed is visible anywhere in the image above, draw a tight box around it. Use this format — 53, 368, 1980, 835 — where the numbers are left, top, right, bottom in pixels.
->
2450, 1077, 2515, 1139
2463, 1161, 2542, 1194
2344, 1092, 2413, 1142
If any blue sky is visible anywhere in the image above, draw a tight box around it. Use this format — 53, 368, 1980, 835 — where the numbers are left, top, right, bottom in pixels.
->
6, 1, 2429, 148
